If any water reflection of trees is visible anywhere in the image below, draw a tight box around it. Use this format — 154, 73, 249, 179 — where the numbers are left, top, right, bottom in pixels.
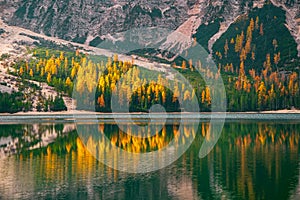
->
0, 122, 299, 199
0, 123, 75, 157
76, 123, 197, 155
188, 122, 300, 200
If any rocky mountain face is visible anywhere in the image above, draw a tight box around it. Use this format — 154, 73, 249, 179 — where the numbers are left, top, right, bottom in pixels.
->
0, 0, 299, 55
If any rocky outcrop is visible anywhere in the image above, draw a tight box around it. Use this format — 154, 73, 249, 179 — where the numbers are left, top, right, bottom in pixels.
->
0, 0, 299, 55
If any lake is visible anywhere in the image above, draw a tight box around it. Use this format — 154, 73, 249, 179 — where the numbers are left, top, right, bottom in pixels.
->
0, 115, 299, 199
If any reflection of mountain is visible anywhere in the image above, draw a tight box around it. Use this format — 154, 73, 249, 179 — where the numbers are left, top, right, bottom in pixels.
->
0, 121, 299, 199
0, 123, 76, 158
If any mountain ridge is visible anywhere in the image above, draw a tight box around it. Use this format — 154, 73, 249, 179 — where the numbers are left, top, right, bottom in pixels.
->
1, 0, 299, 56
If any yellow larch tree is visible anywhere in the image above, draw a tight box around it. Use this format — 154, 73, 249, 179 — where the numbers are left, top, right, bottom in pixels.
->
205, 87, 211, 105
40, 67, 45, 77
29, 68, 34, 77
65, 77, 72, 87
47, 73, 51, 83
64, 57, 68, 72
59, 51, 64, 60
19, 67, 24, 76
258, 81, 266, 109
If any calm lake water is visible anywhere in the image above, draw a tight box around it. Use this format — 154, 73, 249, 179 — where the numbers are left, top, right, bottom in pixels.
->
0, 117, 299, 199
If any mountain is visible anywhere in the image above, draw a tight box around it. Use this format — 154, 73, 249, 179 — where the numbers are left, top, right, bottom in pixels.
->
1, 0, 299, 57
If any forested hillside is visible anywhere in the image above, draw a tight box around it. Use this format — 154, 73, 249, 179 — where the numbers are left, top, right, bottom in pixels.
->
5, 46, 299, 113
179, 3, 300, 111
212, 4, 299, 71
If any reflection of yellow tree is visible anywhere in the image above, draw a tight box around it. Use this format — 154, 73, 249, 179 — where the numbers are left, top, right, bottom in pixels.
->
212, 123, 300, 199
13, 122, 300, 199
71, 123, 198, 154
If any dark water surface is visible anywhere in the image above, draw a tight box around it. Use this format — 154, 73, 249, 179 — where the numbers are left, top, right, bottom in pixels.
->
0, 119, 299, 199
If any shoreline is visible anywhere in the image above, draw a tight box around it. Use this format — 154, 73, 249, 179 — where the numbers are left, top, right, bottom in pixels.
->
0, 110, 299, 122
0, 109, 300, 116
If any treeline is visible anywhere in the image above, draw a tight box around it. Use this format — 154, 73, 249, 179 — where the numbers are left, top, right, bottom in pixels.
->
74, 56, 204, 112
35, 93, 67, 112
0, 92, 27, 113
12, 49, 212, 112
0, 75, 67, 113
0, 91, 67, 113
13, 49, 77, 96
10, 45, 300, 112
177, 61, 300, 111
